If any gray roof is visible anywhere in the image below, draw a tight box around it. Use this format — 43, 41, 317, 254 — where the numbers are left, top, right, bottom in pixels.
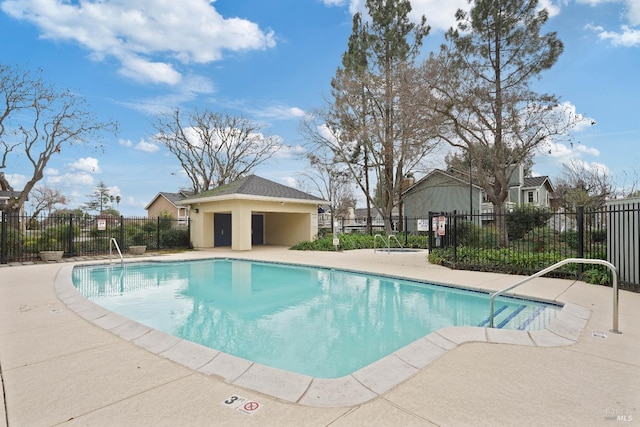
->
160, 190, 194, 204
187, 175, 325, 202
523, 176, 550, 188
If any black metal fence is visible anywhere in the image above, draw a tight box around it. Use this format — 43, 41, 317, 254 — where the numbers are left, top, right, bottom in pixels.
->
328, 204, 638, 288
1, 213, 191, 264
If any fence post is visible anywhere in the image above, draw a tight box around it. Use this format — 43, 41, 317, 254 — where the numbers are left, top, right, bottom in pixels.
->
157, 216, 161, 249
1, 211, 6, 264
428, 211, 433, 252
577, 206, 584, 278
120, 216, 125, 248
187, 217, 191, 248
404, 216, 408, 246
68, 214, 74, 257
452, 210, 458, 264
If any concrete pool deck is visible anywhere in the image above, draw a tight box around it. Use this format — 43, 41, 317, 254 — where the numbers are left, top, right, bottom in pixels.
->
1, 247, 639, 426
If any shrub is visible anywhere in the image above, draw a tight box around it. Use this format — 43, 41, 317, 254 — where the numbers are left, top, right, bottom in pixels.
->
560, 230, 578, 250
590, 229, 607, 243
583, 266, 612, 285
160, 228, 190, 248
506, 205, 552, 240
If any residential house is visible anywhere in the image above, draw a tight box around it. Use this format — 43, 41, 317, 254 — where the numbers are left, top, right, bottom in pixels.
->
507, 164, 555, 209
0, 190, 27, 216
145, 190, 194, 226
178, 175, 327, 251
403, 164, 554, 219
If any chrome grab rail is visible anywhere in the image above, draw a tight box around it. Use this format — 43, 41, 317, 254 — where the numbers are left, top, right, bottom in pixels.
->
373, 234, 388, 252
489, 258, 620, 333
373, 234, 404, 252
388, 234, 403, 249
109, 238, 124, 267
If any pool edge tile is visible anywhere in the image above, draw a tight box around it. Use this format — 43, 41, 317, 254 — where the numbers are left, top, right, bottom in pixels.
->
299, 376, 378, 407
352, 354, 419, 395
232, 363, 313, 404
394, 338, 448, 369
160, 339, 218, 371
197, 351, 250, 383
436, 326, 488, 345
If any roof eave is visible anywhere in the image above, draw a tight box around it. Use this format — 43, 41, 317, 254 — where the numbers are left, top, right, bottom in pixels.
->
179, 193, 327, 206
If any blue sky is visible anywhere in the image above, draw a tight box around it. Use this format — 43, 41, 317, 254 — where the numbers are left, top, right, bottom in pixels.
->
1, 0, 639, 216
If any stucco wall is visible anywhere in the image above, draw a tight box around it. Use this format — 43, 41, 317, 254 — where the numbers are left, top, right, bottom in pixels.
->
186, 197, 318, 250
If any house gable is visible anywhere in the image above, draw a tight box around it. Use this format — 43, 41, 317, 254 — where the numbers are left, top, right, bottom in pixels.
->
403, 169, 483, 216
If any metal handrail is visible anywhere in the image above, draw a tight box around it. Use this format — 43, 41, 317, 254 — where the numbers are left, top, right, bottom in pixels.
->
388, 234, 404, 249
373, 234, 404, 252
373, 234, 388, 252
489, 258, 620, 333
109, 238, 124, 267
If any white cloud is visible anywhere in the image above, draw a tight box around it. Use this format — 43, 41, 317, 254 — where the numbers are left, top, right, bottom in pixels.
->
134, 138, 159, 153
281, 176, 298, 188
46, 172, 94, 186
4, 173, 27, 189
68, 157, 100, 173
119, 138, 133, 148
576, 144, 600, 156
0, 0, 276, 85
250, 105, 307, 120
587, 24, 640, 46
581, 0, 640, 46
119, 137, 159, 152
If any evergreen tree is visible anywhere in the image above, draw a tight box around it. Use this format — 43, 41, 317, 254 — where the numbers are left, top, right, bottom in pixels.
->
430, 0, 586, 246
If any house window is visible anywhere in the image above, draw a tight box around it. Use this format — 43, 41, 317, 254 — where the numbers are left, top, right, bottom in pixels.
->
528, 191, 534, 203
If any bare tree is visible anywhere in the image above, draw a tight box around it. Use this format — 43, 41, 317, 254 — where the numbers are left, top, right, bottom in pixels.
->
302, 1, 439, 233
152, 109, 282, 193
426, 0, 589, 246
554, 160, 614, 211
298, 149, 355, 231
0, 64, 118, 213
28, 186, 68, 218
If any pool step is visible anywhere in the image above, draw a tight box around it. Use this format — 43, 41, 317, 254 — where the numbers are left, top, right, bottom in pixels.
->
517, 306, 547, 330
496, 305, 527, 329
477, 305, 508, 327
479, 304, 551, 330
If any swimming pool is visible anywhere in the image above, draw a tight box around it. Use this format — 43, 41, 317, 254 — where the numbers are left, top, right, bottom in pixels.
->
72, 258, 561, 378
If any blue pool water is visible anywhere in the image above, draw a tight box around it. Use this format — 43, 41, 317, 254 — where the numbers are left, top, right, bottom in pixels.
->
72, 259, 560, 378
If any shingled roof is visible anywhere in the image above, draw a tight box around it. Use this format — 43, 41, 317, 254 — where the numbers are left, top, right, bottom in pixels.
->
185, 175, 325, 202
523, 176, 551, 188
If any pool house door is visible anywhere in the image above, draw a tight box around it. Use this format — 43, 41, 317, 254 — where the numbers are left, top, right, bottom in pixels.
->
214, 213, 232, 247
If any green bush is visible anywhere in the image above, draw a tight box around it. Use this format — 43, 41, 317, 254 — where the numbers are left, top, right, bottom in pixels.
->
506, 205, 552, 240
560, 230, 578, 250
590, 229, 607, 243
583, 266, 612, 285
160, 228, 190, 248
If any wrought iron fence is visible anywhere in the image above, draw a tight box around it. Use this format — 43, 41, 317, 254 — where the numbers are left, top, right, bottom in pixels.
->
325, 205, 639, 288
1, 213, 191, 263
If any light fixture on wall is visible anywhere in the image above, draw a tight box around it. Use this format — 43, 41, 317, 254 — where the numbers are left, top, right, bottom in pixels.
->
193, 208, 199, 214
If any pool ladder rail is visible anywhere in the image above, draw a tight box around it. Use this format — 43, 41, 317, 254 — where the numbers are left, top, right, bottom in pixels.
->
488, 258, 620, 334
373, 234, 404, 252
109, 238, 124, 267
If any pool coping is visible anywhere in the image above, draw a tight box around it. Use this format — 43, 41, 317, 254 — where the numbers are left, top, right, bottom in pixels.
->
54, 257, 591, 408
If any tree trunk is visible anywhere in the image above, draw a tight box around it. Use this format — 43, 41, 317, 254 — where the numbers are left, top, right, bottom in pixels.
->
493, 202, 509, 248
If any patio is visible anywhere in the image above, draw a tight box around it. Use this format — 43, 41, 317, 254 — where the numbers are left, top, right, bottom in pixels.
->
1, 247, 638, 426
